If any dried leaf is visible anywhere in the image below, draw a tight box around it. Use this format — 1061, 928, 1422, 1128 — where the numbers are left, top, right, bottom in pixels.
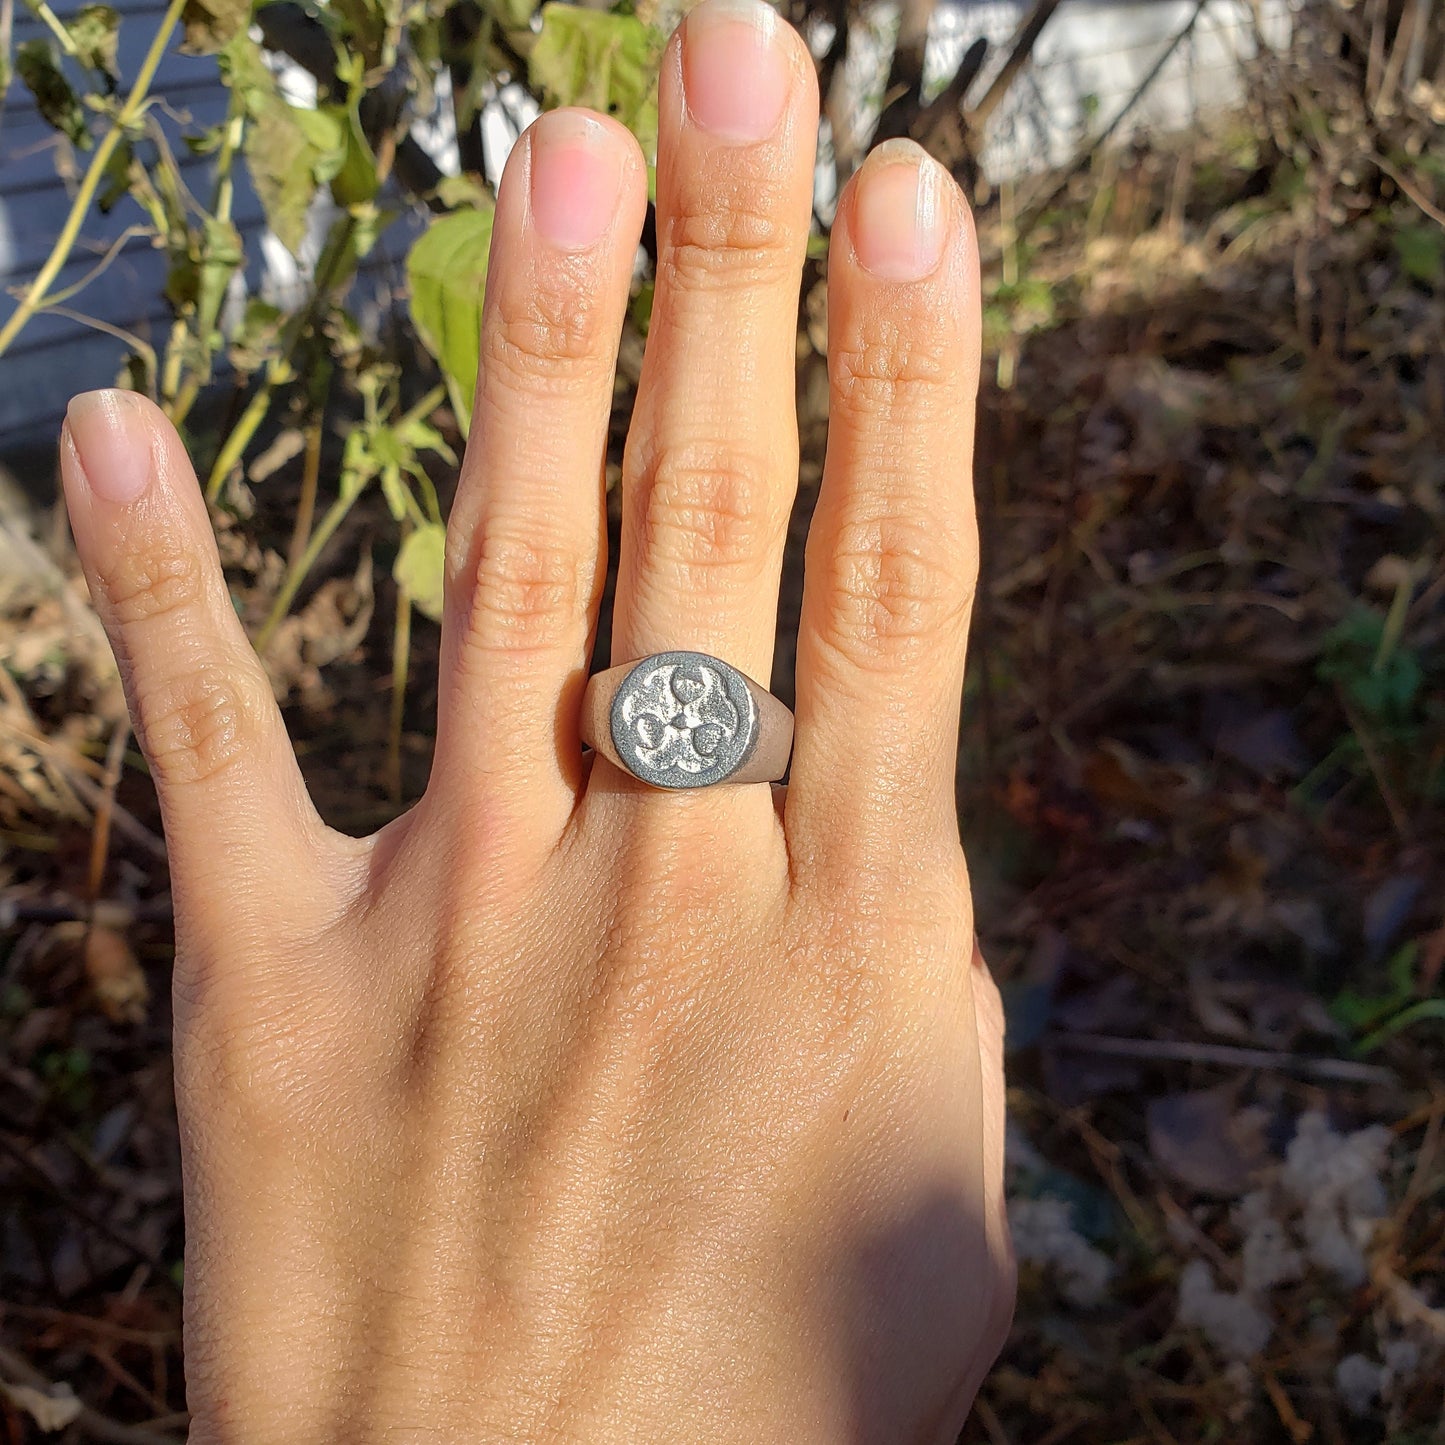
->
181, 0, 251, 56
221, 36, 347, 256
1147, 1086, 1270, 1197
68, 5, 120, 81
17, 41, 88, 148
84, 925, 148, 1025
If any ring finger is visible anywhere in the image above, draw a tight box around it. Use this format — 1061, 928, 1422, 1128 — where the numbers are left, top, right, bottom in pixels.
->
608, 0, 818, 695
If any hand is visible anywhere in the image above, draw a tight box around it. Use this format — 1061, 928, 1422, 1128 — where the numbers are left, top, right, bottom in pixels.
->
59, 0, 1012, 1438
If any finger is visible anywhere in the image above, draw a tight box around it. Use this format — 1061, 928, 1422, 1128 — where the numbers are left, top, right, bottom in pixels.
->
436, 110, 647, 832
610, 0, 818, 689
59, 391, 335, 918
787, 141, 982, 873
964, 944, 1017, 1395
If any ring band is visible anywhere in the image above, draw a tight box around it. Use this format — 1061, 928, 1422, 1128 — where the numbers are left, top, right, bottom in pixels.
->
580, 650, 794, 789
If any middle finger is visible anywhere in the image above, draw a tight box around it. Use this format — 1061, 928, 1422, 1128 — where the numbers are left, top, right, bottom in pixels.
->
610, 0, 818, 689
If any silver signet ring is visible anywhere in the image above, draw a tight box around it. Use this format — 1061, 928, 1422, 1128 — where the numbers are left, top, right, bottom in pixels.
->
579, 651, 794, 790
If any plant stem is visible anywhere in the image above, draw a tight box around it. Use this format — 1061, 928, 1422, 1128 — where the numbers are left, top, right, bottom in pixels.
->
1373, 570, 1414, 675
165, 100, 245, 424
206, 371, 284, 501
287, 414, 324, 571
205, 213, 357, 501
253, 487, 363, 654
387, 583, 412, 805
168, 370, 202, 429
0, 0, 187, 360
23, 0, 79, 56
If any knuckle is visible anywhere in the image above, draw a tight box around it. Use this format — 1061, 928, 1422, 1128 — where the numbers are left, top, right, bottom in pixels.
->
831, 327, 953, 417
662, 188, 795, 289
819, 514, 973, 667
134, 659, 270, 790
629, 442, 782, 581
98, 539, 207, 629
482, 277, 609, 393
456, 526, 584, 660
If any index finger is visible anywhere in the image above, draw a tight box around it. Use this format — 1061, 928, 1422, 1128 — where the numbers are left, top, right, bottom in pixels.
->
59, 392, 341, 931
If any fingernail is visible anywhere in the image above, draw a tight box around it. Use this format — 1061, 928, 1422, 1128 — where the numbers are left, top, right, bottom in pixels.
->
682, 0, 790, 144
853, 141, 947, 282
529, 109, 626, 252
65, 390, 153, 504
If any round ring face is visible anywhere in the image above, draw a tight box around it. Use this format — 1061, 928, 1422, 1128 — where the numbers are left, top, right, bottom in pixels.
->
610, 651, 759, 789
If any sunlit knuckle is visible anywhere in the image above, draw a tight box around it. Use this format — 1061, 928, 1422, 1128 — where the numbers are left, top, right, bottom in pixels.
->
135, 659, 269, 789
663, 190, 794, 288
99, 541, 206, 628
482, 279, 607, 392
459, 527, 583, 659
831, 328, 951, 416
631, 443, 781, 578
821, 515, 972, 665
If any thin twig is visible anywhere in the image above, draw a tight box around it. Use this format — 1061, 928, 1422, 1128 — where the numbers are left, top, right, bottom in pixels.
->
967, 0, 1064, 130
0, 1341, 182, 1444
31, 226, 152, 309
1014, 0, 1209, 241
287, 414, 325, 572
86, 718, 131, 900
1052, 1031, 1399, 1086
0, 1133, 170, 1281
0, 716, 166, 859
1373, 153, 1445, 228
21, 304, 159, 383
973, 1394, 1012, 1445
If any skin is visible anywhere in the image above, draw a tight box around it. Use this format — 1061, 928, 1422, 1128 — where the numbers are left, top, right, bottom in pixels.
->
59, 6, 1013, 1441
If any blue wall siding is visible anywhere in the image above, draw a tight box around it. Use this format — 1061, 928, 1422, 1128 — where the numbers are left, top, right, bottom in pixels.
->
0, 0, 422, 447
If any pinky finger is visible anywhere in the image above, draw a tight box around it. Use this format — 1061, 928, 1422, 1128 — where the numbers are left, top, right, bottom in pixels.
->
60, 391, 342, 934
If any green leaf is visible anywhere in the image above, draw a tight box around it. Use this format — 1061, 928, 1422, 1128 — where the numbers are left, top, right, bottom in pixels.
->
406, 206, 495, 425
327, 0, 397, 68
97, 136, 134, 210
68, 5, 120, 82
184, 123, 225, 156
397, 416, 456, 468
222, 36, 348, 255
433, 174, 493, 212
378, 463, 411, 524
181, 0, 252, 56
1395, 223, 1444, 288
1318, 608, 1424, 724
17, 40, 88, 148
530, 4, 663, 165
197, 213, 244, 325
394, 524, 447, 622
325, 104, 380, 207
1357, 999, 1445, 1055
484, 0, 542, 27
